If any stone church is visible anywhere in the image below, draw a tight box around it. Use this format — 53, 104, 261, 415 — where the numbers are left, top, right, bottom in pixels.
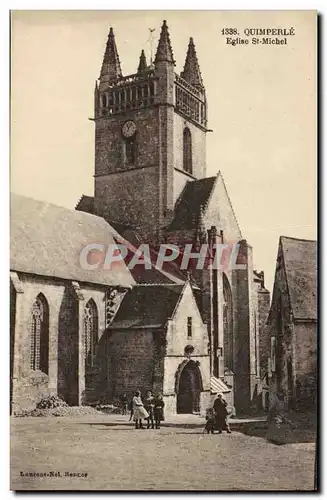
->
10, 20, 270, 415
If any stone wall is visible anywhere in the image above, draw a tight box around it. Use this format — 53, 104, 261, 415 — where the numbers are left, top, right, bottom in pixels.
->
294, 322, 317, 408
165, 282, 209, 358
232, 241, 261, 413
94, 107, 160, 177
258, 287, 271, 372
267, 243, 317, 411
268, 247, 294, 403
11, 274, 65, 412
106, 329, 157, 400
164, 282, 210, 414
95, 166, 161, 240
10, 273, 108, 412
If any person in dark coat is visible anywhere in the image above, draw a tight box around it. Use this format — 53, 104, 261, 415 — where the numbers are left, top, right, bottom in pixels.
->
144, 390, 155, 429
153, 393, 165, 429
213, 394, 231, 434
128, 397, 134, 421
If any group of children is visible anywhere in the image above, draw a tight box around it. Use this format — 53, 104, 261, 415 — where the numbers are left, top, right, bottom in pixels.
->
120, 390, 165, 429
119, 391, 231, 434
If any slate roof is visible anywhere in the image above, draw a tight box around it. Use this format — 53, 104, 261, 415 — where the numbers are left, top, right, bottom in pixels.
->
281, 236, 317, 321
75, 201, 186, 285
169, 176, 216, 230
107, 225, 186, 285
10, 193, 135, 288
108, 284, 185, 329
75, 195, 94, 214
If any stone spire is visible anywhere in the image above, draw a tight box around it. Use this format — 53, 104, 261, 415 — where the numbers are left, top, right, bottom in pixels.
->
100, 27, 122, 83
154, 20, 175, 65
137, 49, 147, 73
181, 37, 204, 89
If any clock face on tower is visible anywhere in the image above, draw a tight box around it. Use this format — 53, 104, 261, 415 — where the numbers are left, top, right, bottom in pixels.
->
122, 120, 136, 138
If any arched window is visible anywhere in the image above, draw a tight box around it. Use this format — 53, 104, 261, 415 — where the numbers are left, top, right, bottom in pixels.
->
125, 138, 137, 165
84, 299, 98, 368
101, 94, 107, 108
183, 127, 192, 174
30, 294, 49, 374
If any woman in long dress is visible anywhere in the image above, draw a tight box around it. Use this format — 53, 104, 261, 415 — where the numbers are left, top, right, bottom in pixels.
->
213, 394, 231, 433
132, 390, 149, 429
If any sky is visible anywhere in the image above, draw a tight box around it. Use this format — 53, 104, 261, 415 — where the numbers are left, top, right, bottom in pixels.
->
10, 10, 317, 293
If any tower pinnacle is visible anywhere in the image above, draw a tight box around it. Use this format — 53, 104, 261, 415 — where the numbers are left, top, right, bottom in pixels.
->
154, 20, 175, 65
137, 49, 148, 73
181, 37, 204, 89
100, 27, 122, 83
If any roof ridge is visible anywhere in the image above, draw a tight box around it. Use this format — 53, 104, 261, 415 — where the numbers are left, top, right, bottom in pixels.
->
280, 235, 317, 244
280, 238, 295, 320
217, 171, 243, 238
11, 192, 74, 212
75, 193, 94, 209
133, 283, 183, 287
199, 174, 219, 216
169, 280, 189, 320
11, 192, 105, 226
75, 194, 84, 209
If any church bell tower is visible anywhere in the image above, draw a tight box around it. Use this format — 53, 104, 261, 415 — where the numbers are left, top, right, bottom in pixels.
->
93, 21, 209, 243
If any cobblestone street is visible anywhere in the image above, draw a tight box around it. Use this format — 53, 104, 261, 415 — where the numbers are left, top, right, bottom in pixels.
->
10, 414, 315, 491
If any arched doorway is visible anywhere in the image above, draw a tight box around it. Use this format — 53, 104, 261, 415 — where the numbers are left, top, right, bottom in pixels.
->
176, 360, 203, 414
223, 274, 233, 372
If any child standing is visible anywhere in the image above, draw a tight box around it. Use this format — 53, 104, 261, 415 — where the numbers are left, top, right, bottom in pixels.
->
204, 408, 216, 434
153, 393, 165, 429
144, 391, 155, 429
132, 390, 149, 429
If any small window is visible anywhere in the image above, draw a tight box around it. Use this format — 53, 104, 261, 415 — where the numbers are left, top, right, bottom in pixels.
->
125, 138, 137, 165
183, 127, 192, 174
187, 317, 192, 339
101, 94, 107, 108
